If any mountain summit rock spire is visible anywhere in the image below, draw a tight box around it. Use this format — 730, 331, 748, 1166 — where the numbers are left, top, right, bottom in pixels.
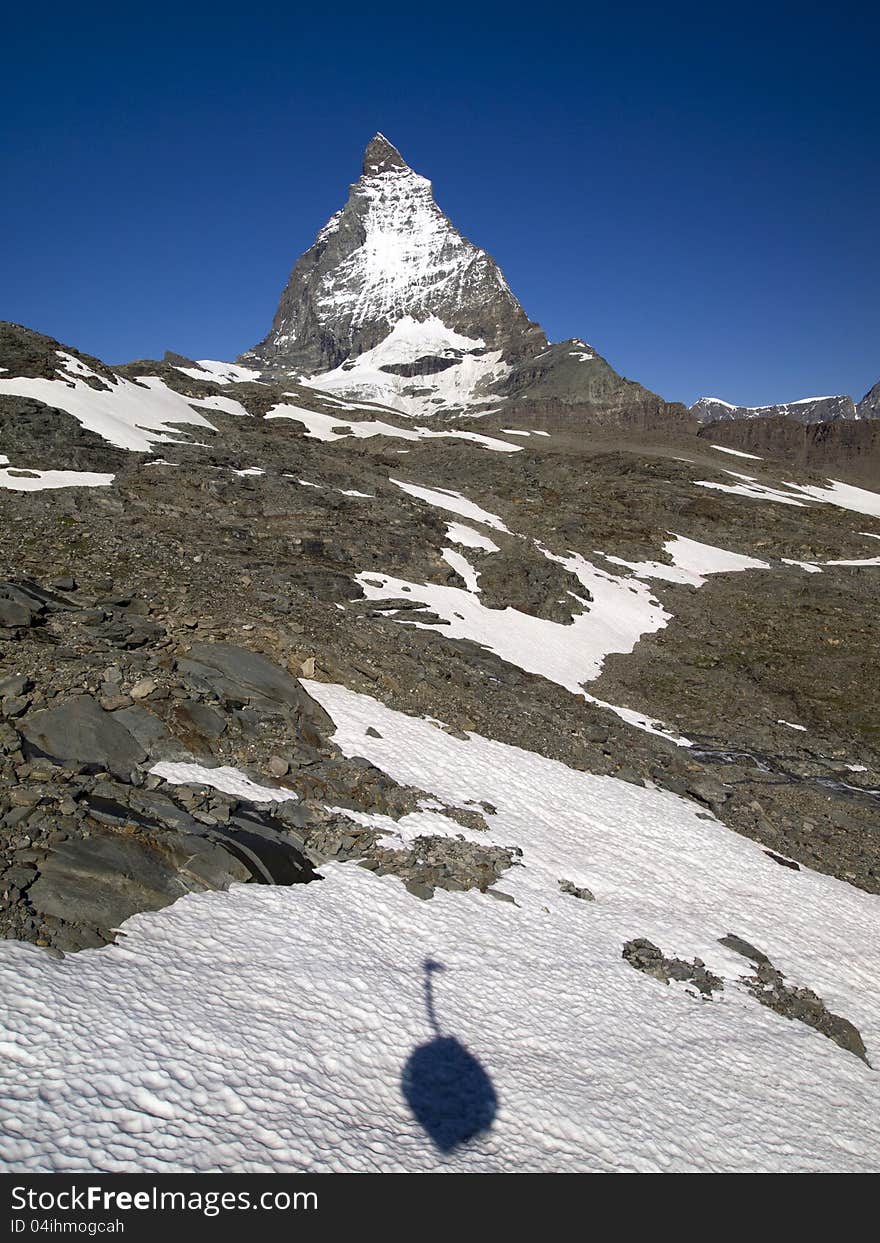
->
362, 132, 408, 175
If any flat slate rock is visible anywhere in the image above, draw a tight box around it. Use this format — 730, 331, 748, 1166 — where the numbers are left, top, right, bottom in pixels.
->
178, 642, 333, 729
27, 828, 253, 932
18, 694, 147, 777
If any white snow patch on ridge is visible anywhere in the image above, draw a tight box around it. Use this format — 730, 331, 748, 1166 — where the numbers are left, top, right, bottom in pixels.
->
783, 480, 880, 519
175, 360, 264, 386
266, 402, 519, 453
391, 480, 510, 531
2, 684, 878, 1172
445, 522, 501, 553
0, 354, 217, 452
710, 445, 763, 461
696, 471, 880, 518
356, 551, 670, 691
602, 534, 770, 588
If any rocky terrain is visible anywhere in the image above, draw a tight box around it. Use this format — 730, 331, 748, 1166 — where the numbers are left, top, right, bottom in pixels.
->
1, 318, 878, 956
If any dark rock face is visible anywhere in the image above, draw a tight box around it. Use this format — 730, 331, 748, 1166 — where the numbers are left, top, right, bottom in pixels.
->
857, 378, 880, 419
494, 339, 690, 432
178, 642, 333, 730
692, 394, 859, 425
242, 134, 546, 375
697, 415, 880, 485
19, 696, 147, 778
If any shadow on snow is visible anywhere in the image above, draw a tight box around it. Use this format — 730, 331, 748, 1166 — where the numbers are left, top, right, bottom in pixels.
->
401, 958, 498, 1153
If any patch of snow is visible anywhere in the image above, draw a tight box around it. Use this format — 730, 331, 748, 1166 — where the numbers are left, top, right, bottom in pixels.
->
783, 480, 880, 519
444, 522, 500, 553
4, 685, 878, 1171
0, 467, 115, 492
356, 551, 669, 691
187, 394, 250, 417
266, 403, 519, 454
695, 477, 810, 507
602, 534, 769, 588
391, 480, 510, 532
710, 445, 764, 461
149, 763, 296, 804
782, 559, 822, 574
442, 548, 481, 593
777, 720, 807, 732
0, 356, 216, 452
175, 360, 263, 386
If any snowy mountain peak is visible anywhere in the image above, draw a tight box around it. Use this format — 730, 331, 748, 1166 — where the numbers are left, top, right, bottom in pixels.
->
240, 135, 546, 391
362, 132, 409, 175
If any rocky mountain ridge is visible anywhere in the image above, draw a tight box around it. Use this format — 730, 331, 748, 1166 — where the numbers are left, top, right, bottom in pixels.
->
692, 383, 880, 427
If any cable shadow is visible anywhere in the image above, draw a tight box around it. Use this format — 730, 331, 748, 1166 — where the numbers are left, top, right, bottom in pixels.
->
401, 958, 498, 1154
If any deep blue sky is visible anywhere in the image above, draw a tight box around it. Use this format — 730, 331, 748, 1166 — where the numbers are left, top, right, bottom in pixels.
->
2, 1, 877, 406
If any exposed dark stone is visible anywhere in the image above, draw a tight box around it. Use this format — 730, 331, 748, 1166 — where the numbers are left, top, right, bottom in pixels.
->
622, 938, 723, 998
18, 696, 147, 778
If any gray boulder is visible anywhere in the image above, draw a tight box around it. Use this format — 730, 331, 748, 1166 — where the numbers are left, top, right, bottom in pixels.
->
19, 695, 147, 777
178, 642, 333, 733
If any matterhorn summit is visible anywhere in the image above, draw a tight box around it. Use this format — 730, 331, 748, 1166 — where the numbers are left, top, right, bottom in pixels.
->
241, 133, 547, 415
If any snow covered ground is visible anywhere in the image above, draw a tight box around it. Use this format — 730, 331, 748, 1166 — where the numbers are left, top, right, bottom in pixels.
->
0, 465, 115, 491
696, 470, 880, 518
0, 683, 877, 1173
0, 354, 218, 451
266, 400, 520, 453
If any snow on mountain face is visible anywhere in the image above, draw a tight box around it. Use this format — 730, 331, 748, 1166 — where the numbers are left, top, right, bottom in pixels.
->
241, 135, 546, 393
302, 315, 511, 418
692, 394, 860, 425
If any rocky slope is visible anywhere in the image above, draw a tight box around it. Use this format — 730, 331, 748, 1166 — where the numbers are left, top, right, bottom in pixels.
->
1, 131, 879, 1170
1, 317, 879, 1171
1, 320, 879, 956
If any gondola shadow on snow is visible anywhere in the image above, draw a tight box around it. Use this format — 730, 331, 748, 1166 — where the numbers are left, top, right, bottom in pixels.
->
401, 958, 498, 1153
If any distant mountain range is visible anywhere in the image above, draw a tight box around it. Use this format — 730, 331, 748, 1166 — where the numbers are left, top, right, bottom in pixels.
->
692, 388, 878, 426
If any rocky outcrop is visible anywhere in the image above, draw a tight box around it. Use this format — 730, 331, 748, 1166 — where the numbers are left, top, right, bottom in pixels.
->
697, 415, 880, 484
493, 339, 692, 431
